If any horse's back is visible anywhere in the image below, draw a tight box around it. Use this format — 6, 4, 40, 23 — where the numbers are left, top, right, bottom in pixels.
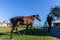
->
23, 16, 34, 24
10, 16, 34, 25
10, 16, 24, 23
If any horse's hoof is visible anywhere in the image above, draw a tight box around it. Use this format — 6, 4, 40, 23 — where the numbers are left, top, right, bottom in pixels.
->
10, 37, 14, 40
10, 36, 13, 39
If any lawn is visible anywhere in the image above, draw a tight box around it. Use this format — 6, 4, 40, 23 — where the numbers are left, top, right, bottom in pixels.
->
0, 27, 59, 40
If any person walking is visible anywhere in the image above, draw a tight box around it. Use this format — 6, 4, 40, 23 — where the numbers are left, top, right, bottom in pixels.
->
47, 14, 55, 33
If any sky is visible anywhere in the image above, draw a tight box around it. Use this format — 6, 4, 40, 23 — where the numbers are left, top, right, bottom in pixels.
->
0, 0, 60, 25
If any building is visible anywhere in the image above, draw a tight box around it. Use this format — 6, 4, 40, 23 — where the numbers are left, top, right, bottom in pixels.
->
0, 20, 11, 27
53, 19, 60, 27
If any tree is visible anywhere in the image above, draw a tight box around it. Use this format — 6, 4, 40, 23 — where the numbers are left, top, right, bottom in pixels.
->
50, 6, 60, 18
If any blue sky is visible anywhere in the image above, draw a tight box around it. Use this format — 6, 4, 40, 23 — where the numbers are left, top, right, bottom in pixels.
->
0, 0, 60, 25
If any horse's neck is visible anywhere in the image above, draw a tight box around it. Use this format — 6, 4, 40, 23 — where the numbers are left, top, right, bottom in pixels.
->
30, 16, 36, 21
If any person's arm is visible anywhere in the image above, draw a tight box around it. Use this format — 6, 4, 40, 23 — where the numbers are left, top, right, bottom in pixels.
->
51, 17, 55, 21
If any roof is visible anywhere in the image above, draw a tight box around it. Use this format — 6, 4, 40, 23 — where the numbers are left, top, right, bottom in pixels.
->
53, 20, 60, 23
0, 20, 10, 24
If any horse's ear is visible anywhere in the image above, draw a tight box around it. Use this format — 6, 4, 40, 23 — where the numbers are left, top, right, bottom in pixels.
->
31, 15, 36, 17
33, 15, 36, 17
36, 14, 39, 16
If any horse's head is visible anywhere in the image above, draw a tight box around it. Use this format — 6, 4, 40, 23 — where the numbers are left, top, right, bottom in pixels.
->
32, 14, 41, 21
36, 14, 41, 21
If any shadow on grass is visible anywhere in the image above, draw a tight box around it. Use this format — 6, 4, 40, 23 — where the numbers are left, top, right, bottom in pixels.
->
18, 28, 51, 36
0, 33, 9, 36
14, 28, 60, 39
0, 32, 10, 40
0, 28, 60, 39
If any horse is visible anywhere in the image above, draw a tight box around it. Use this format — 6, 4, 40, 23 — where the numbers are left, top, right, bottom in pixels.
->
10, 14, 41, 39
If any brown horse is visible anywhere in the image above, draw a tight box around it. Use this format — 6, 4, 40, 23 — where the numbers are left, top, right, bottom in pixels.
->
10, 14, 41, 39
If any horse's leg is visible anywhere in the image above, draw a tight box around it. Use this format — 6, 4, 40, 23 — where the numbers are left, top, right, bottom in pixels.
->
26, 25, 29, 30
24, 25, 29, 34
10, 24, 15, 39
31, 24, 34, 34
15, 25, 20, 35
15, 22, 20, 35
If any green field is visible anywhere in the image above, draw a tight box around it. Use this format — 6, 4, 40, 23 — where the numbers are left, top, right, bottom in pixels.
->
0, 27, 59, 40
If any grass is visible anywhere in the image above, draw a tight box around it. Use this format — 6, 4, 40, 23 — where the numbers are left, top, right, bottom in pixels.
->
0, 27, 59, 40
